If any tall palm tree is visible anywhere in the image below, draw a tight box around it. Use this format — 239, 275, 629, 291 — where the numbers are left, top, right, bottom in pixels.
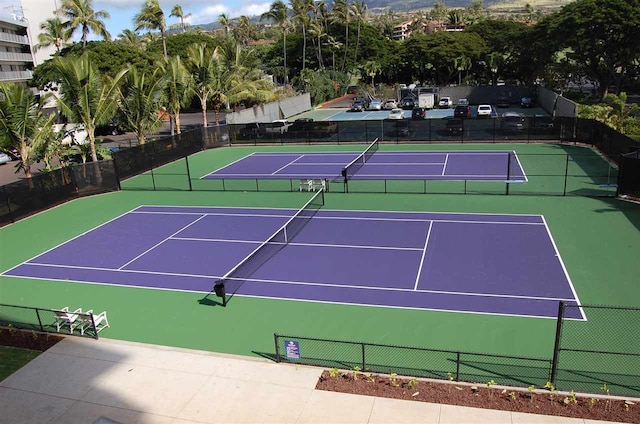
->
261, 1, 289, 85
117, 67, 167, 145
170, 4, 191, 33
117, 29, 142, 46
158, 56, 193, 135
56, 0, 111, 48
291, 0, 315, 70
187, 43, 220, 127
0, 84, 56, 179
34, 17, 68, 53
331, 0, 351, 72
233, 16, 254, 46
217, 13, 233, 36
350, 0, 366, 63
308, 19, 326, 69
134, 0, 168, 58
52, 53, 128, 162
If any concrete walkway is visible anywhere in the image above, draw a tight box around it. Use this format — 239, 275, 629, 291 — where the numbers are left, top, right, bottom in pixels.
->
0, 338, 618, 424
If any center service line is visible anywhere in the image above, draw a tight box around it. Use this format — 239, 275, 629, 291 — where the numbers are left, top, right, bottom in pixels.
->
414, 221, 434, 291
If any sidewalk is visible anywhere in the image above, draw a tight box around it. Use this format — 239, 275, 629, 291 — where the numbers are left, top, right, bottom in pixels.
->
0, 338, 619, 423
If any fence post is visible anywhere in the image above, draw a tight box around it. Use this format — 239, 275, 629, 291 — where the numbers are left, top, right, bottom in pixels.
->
550, 301, 565, 385
2, 185, 12, 223
563, 154, 569, 196
455, 352, 461, 381
111, 157, 122, 190
361, 343, 366, 370
274, 334, 281, 362
185, 156, 193, 191
35, 308, 44, 332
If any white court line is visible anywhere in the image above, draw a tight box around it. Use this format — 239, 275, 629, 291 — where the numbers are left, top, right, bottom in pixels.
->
287, 162, 446, 166
131, 210, 545, 226
199, 152, 257, 179
117, 214, 208, 270
3, 273, 578, 320
170, 236, 424, 251
252, 150, 520, 156
271, 155, 305, 175
442, 154, 449, 176
17, 262, 577, 303
513, 150, 529, 182
541, 215, 586, 320
414, 221, 433, 290
210, 172, 524, 178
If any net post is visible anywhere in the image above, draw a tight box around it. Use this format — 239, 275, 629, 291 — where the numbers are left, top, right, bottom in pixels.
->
563, 154, 569, 196
185, 156, 193, 191
550, 301, 565, 385
274, 333, 281, 362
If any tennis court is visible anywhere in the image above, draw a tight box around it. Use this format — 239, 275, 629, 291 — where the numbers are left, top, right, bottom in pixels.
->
2, 190, 580, 319
203, 149, 527, 182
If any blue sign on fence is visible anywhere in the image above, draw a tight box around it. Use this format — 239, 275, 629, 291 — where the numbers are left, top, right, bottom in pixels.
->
285, 340, 300, 359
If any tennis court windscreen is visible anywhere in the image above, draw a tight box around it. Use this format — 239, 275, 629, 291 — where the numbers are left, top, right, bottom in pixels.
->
214, 189, 325, 294
341, 138, 379, 181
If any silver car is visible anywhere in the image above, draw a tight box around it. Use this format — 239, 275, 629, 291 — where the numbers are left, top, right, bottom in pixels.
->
0, 152, 11, 165
383, 99, 398, 110
368, 98, 383, 110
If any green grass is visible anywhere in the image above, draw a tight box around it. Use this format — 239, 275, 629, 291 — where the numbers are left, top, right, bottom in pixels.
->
0, 346, 40, 381
1, 142, 639, 395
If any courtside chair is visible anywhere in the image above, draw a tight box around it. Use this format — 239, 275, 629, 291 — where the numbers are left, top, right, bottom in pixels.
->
75, 310, 110, 336
53, 307, 82, 333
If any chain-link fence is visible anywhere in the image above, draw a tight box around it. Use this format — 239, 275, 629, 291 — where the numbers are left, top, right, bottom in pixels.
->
552, 303, 640, 396
0, 161, 119, 227
0, 303, 101, 339
275, 304, 640, 397
274, 334, 552, 389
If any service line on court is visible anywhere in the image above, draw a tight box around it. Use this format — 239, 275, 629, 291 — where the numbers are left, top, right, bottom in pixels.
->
414, 221, 433, 291
271, 155, 305, 175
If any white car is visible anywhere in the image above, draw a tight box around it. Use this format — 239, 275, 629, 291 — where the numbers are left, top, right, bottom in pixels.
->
368, 98, 383, 110
54, 123, 89, 146
438, 97, 453, 108
457, 98, 470, 106
477, 104, 493, 118
383, 99, 398, 110
0, 152, 11, 165
388, 108, 404, 120
265, 119, 292, 134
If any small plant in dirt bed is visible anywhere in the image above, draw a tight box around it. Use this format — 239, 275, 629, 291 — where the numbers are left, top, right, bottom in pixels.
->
544, 381, 555, 406
329, 368, 339, 378
486, 380, 496, 398
389, 373, 400, 387
528, 385, 535, 403
351, 366, 361, 380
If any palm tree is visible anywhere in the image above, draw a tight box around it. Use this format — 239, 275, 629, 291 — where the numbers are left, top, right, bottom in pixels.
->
331, 0, 350, 72
291, 0, 315, 70
34, 17, 68, 53
363, 60, 381, 88
158, 56, 193, 135
233, 16, 254, 46
187, 43, 220, 127
217, 13, 233, 36
117, 29, 142, 46
430, 1, 448, 25
56, 0, 111, 48
134, 0, 168, 58
447, 9, 464, 29
170, 4, 191, 33
0, 84, 56, 179
117, 67, 167, 145
51, 53, 128, 162
261, 1, 289, 85
454, 55, 472, 85
308, 19, 326, 69
350, 0, 367, 63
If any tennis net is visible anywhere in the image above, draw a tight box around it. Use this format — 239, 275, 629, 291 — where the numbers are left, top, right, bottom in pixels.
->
214, 189, 325, 295
341, 138, 379, 182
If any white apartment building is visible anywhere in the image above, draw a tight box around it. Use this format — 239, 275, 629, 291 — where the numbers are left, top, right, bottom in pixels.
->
0, 12, 33, 84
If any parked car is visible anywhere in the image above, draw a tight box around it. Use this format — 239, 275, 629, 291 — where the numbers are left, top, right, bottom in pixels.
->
383, 99, 398, 110
265, 119, 292, 134
446, 118, 463, 135
0, 152, 11, 165
411, 107, 427, 120
350, 98, 367, 112
54, 123, 89, 146
95, 119, 125, 136
438, 97, 453, 108
368, 98, 383, 110
454, 104, 471, 118
399, 96, 416, 110
531, 114, 554, 129
388, 108, 404, 120
457, 98, 470, 106
520, 97, 533, 108
346, 85, 359, 94
477, 104, 493, 118
501, 112, 525, 133
238, 122, 265, 139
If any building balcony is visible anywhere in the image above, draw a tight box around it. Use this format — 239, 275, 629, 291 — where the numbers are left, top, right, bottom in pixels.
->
0, 51, 33, 62
0, 32, 29, 45
0, 70, 32, 81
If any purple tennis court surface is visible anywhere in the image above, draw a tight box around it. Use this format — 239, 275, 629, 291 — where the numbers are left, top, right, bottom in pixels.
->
3, 206, 583, 319
202, 151, 527, 181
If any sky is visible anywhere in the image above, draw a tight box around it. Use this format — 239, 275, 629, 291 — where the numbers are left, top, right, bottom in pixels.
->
0, 0, 273, 40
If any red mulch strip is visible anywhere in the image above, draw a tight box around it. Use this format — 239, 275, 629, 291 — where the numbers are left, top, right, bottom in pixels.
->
0, 327, 64, 351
